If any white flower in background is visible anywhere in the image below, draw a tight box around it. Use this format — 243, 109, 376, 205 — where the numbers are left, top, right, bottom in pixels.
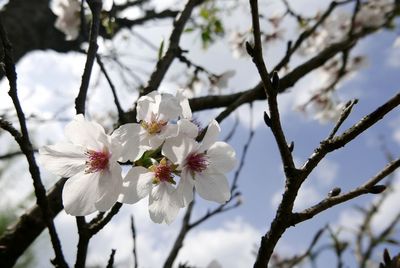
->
210, 70, 236, 91
229, 31, 249, 58
299, 12, 350, 55
102, 0, 114, 12
309, 95, 345, 124
119, 158, 180, 224
38, 114, 123, 216
176, 88, 192, 119
113, 91, 191, 161
51, 0, 81, 41
357, 0, 394, 29
163, 120, 236, 207
51, 0, 114, 40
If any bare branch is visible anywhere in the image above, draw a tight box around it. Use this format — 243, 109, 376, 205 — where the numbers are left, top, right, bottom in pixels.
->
106, 249, 116, 268
142, 0, 205, 95
302, 93, 400, 176
75, 0, 102, 114
96, 54, 125, 122
131, 216, 138, 268
292, 158, 400, 225
163, 201, 194, 268
327, 99, 358, 139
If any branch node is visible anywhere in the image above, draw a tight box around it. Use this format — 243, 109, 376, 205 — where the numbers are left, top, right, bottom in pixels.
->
271, 71, 280, 91
263, 111, 271, 127
245, 41, 254, 57
328, 187, 341, 197
368, 185, 387, 194
288, 141, 294, 152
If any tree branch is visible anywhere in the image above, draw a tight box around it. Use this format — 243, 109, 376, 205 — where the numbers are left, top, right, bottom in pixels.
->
75, 0, 102, 114
141, 0, 205, 95
292, 158, 400, 225
0, 17, 68, 267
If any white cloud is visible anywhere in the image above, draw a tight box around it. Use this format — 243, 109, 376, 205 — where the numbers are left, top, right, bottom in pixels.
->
386, 45, 400, 67
313, 158, 339, 187
370, 173, 400, 231
271, 184, 322, 211
176, 218, 260, 268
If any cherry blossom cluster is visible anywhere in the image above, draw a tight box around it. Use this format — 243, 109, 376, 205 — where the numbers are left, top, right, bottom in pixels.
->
299, 0, 395, 55
51, 0, 113, 40
38, 91, 236, 224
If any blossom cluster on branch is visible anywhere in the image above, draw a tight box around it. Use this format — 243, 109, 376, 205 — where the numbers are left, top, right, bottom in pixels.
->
38, 91, 236, 224
51, 0, 113, 40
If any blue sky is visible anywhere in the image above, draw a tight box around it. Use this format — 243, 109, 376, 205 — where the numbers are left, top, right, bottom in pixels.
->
0, 0, 399, 267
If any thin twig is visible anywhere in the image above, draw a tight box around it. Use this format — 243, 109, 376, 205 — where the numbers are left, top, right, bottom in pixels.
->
75, 0, 103, 114
89, 202, 123, 235
292, 158, 400, 225
106, 249, 116, 268
131, 216, 138, 268
163, 201, 194, 268
96, 54, 125, 122
141, 0, 205, 96
327, 99, 358, 139
302, 93, 400, 177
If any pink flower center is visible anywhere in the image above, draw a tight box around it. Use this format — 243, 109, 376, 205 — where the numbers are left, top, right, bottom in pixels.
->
185, 152, 209, 173
155, 164, 173, 182
85, 149, 110, 173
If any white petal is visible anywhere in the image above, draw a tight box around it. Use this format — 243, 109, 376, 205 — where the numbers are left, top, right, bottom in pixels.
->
159, 124, 179, 139
162, 136, 198, 166
120, 167, 153, 204
177, 119, 198, 139
64, 114, 106, 150
136, 91, 158, 122
95, 164, 122, 211
112, 123, 143, 161
176, 169, 195, 207
148, 183, 180, 224
148, 135, 164, 149
38, 143, 85, 177
145, 122, 178, 149
62, 171, 99, 216
207, 141, 237, 173
199, 120, 220, 152
194, 171, 231, 204
158, 93, 182, 121
102, 0, 113, 11
176, 89, 192, 119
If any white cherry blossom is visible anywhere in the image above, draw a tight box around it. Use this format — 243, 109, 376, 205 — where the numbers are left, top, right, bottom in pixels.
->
51, 0, 114, 40
162, 120, 236, 207
38, 114, 123, 216
51, 0, 81, 41
119, 158, 180, 224
113, 91, 191, 162
210, 70, 236, 91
